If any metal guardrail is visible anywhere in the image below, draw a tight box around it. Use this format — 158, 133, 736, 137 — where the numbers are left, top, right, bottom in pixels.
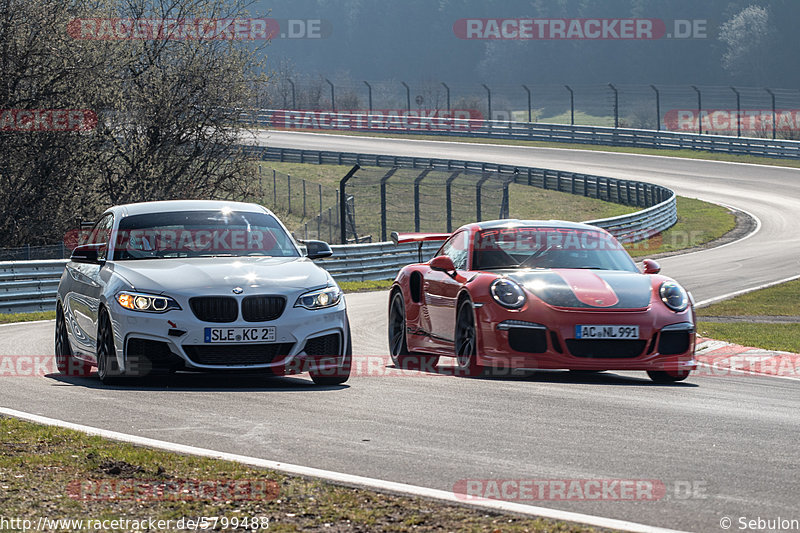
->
250, 109, 800, 160
0, 243, 443, 313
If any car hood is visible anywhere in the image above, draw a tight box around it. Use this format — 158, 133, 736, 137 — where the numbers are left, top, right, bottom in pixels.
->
505, 269, 653, 310
109, 256, 331, 294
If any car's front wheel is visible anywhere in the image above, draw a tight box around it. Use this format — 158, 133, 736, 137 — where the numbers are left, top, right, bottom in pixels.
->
647, 369, 691, 383
96, 310, 123, 385
388, 291, 439, 370
455, 299, 484, 377
55, 304, 92, 377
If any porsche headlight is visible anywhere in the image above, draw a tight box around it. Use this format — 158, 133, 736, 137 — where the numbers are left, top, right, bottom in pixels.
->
659, 281, 689, 312
294, 285, 342, 310
490, 278, 526, 309
116, 291, 180, 313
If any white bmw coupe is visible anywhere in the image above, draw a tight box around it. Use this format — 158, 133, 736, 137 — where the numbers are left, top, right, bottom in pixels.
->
55, 200, 351, 385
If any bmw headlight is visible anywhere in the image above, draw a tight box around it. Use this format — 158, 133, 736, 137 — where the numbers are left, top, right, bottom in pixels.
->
659, 281, 689, 312
116, 291, 180, 313
490, 278, 526, 309
294, 285, 342, 310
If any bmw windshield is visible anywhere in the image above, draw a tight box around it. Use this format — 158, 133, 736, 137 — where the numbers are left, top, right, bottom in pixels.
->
472, 227, 638, 272
112, 210, 300, 260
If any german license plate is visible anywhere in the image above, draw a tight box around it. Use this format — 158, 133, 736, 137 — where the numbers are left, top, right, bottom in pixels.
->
204, 327, 275, 343
575, 325, 639, 339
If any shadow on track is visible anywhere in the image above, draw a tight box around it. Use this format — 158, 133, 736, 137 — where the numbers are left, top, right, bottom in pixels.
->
388, 363, 699, 387
45, 372, 349, 392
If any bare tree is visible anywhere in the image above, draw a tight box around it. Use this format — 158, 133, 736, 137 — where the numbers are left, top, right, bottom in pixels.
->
0, 0, 267, 247
718, 5, 772, 83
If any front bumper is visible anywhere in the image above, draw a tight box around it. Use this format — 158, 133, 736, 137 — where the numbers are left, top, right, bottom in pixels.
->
474, 304, 696, 373
110, 297, 348, 376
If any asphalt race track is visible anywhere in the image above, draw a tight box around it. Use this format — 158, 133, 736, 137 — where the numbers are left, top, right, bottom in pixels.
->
1, 133, 799, 532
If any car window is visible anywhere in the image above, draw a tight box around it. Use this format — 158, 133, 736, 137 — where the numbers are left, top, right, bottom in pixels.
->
472, 227, 638, 272
88, 214, 113, 261
112, 210, 300, 260
439, 231, 469, 270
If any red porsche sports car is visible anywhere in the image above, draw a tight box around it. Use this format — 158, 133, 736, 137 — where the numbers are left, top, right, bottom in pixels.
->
388, 220, 696, 382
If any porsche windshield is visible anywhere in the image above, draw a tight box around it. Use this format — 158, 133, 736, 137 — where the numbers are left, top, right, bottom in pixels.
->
472, 227, 637, 272
112, 210, 299, 260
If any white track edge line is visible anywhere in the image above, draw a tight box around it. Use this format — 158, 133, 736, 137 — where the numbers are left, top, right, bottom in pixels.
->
0, 407, 688, 533
695, 274, 800, 308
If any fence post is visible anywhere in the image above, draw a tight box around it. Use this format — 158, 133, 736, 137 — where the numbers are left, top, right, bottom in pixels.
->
565, 85, 574, 125
302, 179, 307, 218
522, 85, 532, 122
482, 84, 492, 125
318, 184, 322, 239
441, 82, 450, 112
272, 170, 276, 207
413, 169, 431, 232
364, 81, 373, 113
325, 78, 335, 111
650, 84, 660, 131
379, 168, 398, 242
608, 83, 618, 128
501, 177, 512, 218
765, 88, 776, 139
446, 171, 460, 233
287, 174, 292, 214
691, 85, 702, 135
287, 78, 296, 110
339, 164, 361, 244
401, 81, 411, 112
730, 87, 741, 137
476, 174, 491, 222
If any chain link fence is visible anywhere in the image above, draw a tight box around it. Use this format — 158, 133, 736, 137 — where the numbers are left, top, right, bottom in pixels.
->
262, 79, 800, 138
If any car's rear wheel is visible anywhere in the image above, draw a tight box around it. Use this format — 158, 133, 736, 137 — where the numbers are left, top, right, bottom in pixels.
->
647, 369, 690, 383
388, 291, 439, 370
96, 310, 123, 385
455, 299, 484, 377
310, 317, 352, 386
55, 304, 92, 377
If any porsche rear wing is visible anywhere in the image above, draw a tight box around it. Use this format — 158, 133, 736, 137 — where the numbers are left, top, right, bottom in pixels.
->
390, 231, 450, 262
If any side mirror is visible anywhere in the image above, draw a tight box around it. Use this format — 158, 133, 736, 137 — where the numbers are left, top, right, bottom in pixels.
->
430, 255, 456, 273
304, 240, 333, 260
642, 259, 661, 274
70, 243, 105, 264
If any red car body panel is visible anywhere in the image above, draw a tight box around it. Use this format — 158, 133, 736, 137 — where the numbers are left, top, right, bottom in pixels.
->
391, 221, 697, 374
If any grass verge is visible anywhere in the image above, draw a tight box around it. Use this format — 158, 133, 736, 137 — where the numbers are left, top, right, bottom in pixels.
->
698, 279, 800, 353
0, 310, 55, 324
697, 280, 800, 317
0, 416, 610, 532
696, 323, 800, 353
339, 279, 394, 293
624, 197, 736, 259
